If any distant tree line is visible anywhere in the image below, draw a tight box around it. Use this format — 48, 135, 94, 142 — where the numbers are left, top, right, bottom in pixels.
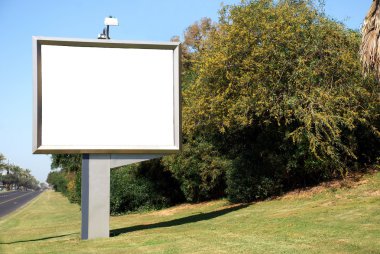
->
47, 0, 379, 213
0, 153, 40, 191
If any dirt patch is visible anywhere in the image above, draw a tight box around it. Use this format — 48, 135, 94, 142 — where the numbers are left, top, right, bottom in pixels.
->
320, 201, 336, 207
279, 170, 377, 200
152, 200, 228, 216
365, 190, 380, 197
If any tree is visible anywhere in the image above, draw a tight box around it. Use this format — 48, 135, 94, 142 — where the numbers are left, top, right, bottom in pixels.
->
49, 154, 82, 202
40, 182, 49, 190
51, 154, 81, 173
46, 171, 68, 193
181, 0, 379, 201
0, 153, 5, 166
0, 159, 39, 191
360, 0, 380, 79
0, 153, 6, 176
0, 154, 4, 189
171, 17, 216, 91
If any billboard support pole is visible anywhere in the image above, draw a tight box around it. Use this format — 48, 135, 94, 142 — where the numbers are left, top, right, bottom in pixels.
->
81, 154, 162, 240
81, 154, 110, 240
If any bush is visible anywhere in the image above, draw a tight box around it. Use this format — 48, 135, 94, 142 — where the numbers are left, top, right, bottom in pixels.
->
48, 155, 183, 213
224, 127, 284, 202
136, 159, 184, 205
163, 138, 232, 202
66, 170, 81, 204
46, 171, 68, 194
110, 167, 164, 214
110, 160, 183, 214
227, 172, 281, 203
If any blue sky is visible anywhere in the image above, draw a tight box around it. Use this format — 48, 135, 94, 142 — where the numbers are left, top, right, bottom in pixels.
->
0, 0, 373, 183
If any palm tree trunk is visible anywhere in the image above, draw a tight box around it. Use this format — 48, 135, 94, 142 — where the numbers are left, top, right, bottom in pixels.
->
360, 0, 380, 79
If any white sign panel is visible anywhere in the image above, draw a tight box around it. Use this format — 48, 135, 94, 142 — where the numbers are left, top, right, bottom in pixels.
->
33, 37, 181, 154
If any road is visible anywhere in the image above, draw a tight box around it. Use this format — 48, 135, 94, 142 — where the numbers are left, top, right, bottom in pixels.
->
0, 190, 42, 217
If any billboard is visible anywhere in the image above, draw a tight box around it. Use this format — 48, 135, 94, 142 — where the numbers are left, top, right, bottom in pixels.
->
33, 37, 181, 154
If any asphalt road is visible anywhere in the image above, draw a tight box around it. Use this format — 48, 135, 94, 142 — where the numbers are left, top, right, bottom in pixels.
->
0, 190, 42, 217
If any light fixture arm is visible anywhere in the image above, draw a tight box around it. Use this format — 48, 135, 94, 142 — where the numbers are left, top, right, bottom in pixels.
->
98, 16, 118, 40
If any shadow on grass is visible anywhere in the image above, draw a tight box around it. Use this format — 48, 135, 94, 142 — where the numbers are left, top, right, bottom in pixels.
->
110, 203, 249, 237
0, 233, 77, 244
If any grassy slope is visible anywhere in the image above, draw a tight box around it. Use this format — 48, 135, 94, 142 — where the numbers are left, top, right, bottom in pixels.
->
0, 172, 379, 254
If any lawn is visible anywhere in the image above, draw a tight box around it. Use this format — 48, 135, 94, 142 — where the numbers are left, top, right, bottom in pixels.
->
0, 171, 379, 254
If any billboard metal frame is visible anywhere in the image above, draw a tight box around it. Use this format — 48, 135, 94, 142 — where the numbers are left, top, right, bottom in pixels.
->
32, 37, 181, 154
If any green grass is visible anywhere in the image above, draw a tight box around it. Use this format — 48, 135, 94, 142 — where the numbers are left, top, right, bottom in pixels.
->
1, 172, 379, 254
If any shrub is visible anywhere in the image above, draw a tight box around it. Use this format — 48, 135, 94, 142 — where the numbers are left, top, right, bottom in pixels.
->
110, 160, 184, 214
46, 171, 68, 194
163, 138, 232, 202
67, 170, 81, 204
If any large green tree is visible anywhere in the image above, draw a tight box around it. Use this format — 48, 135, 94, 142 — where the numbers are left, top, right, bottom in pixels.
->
178, 0, 379, 201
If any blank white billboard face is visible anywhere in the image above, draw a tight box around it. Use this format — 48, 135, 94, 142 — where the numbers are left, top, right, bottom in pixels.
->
33, 37, 181, 154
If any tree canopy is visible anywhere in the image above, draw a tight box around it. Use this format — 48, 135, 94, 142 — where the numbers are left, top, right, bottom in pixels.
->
183, 0, 379, 173
0, 153, 40, 191
169, 0, 379, 202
